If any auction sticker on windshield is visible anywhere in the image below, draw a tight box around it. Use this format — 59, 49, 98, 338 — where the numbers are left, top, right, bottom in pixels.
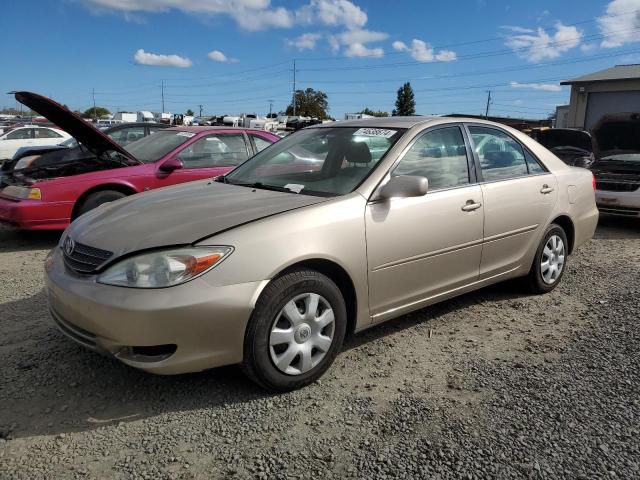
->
176, 132, 196, 138
353, 128, 396, 138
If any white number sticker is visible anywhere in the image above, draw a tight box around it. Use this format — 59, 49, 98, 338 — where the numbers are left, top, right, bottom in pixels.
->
353, 128, 396, 138
176, 132, 196, 138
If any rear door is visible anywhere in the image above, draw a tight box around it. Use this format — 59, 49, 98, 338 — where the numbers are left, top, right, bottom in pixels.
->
466, 124, 558, 279
153, 132, 251, 188
365, 125, 484, 321
33, 127, 64, 146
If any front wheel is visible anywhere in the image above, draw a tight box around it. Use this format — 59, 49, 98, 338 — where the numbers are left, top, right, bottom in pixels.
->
526, 223, 568, 294
75, 189, 127, 218
241, 270, 347, 392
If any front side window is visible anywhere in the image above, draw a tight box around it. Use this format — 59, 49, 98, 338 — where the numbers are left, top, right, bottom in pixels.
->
125, 130, 193, 163
176, 134, 249, 168
392, 126, 470, 191
35, 128, 62, 139
6, 128, 33, 140
225, 127, 404, 196
469, 126, 529, 182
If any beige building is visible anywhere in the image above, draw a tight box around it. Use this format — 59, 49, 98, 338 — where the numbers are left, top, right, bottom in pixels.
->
561, 64, 640, 131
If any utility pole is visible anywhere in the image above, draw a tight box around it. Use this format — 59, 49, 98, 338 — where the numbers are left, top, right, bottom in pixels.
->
92, 88, 97, 122
161, 80, 165, 113
292, 59, 297, 116
268, 99, 273, 118
485, 90, 492, 118
199, 104, 203, 117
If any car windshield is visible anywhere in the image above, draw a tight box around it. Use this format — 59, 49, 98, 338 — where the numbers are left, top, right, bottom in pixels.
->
61, 137, 78, 148
224, 126, 404, 196
125, 130, 192, 163
600, 153, 640, 163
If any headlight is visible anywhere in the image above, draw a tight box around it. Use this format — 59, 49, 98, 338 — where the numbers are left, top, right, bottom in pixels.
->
97, 246, 232, 288
2, 185, 41, 200
14, 155, 40, 170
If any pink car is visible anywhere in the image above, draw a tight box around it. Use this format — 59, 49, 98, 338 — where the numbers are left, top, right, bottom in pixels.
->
0, 92, 279, 230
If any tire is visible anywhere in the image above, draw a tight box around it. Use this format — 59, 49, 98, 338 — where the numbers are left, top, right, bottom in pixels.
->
526, 223, 568, 294
241, 269, 347, 392
76, 190, 127, 218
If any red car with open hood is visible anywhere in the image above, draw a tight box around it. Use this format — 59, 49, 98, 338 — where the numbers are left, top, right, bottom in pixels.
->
0, 92, 279, 230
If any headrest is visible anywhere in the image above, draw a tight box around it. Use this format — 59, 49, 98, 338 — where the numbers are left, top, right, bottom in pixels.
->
345, 141, 372, 164
485, 150, 516, 167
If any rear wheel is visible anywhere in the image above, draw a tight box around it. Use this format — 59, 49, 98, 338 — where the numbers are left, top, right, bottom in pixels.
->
75, 190, 126, 218
526, 223, 568, 294
241, 269, 347, 392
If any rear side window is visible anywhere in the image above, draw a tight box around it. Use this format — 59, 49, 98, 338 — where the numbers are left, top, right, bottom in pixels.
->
525, 149, 546, 174
468, 126, 528, 182
251, 134, 274, 153
35, 128, 62, 139
392, 126, 470, 191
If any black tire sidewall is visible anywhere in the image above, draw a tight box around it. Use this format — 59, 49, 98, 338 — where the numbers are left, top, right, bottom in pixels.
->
244, 271, 347, 391
529, 224, 568, 293
78, 190, 126, 217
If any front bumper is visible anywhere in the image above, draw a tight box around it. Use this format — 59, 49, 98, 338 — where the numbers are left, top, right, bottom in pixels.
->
596, 189, 640, 217
45, 247, 262, 374
0, 195, 72, 230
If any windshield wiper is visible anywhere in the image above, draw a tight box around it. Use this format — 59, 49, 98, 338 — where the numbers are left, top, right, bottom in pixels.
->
229, 181, 292, 193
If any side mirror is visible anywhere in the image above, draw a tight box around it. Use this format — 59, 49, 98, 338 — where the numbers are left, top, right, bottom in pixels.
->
377, 175, 428, 200
159, 158, 183, 173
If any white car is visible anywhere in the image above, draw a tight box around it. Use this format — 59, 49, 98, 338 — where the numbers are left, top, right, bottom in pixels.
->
0, 126, 72, 159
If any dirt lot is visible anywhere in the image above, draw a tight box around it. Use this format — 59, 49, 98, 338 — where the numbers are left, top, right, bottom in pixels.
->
1, 218, 639, 479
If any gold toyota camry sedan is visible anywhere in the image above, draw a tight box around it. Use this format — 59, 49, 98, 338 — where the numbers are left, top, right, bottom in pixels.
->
45, 117, 598, 391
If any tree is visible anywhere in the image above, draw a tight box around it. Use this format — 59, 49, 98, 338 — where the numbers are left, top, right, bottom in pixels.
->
392, 82, 416, 116
286, 88, 329, 119
185, 109, 194, 116
82, 107, 110, 119
359, 107, 389, 117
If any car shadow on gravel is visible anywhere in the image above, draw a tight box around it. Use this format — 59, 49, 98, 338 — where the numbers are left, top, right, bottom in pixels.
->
1, 279, 530, 440
0, 228, 61, 253
593, 215, 640, 239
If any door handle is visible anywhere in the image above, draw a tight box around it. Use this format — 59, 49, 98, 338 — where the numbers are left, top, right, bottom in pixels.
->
540, 184, 554, 194
461, 200, 482, 212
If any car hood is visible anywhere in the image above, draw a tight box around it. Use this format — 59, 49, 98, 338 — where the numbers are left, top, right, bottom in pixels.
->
537, 129, 592, 152
13, 91, 137, 162
67, 181, 329, 259
592, 113, 640, 161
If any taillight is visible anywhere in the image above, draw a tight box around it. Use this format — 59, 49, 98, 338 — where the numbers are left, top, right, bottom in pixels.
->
592, 173, 596, 191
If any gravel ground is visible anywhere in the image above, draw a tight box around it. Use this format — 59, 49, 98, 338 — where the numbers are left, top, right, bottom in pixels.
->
1, 217, 639, 479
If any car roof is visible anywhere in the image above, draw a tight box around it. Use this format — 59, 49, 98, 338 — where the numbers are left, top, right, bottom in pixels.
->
311, 116, 515, 129
164, 126, 275, 134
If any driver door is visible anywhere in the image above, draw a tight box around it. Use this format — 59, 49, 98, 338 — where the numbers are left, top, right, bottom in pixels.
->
365, 125, 484, 322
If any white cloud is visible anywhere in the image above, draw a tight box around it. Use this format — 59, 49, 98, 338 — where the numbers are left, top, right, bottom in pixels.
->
329, 28, 387, 56
510, 81, 562, 92
83, 0, 370, 31
505, 22, 583, 62
134, 49, 192, 68
393, 39, 457, 62
344, 43, 384, 57
83, 0, 293, 31
287, 32, 322, 51
580, 43, 597, 53
207, 49, 238, 63
597, 0, 640, 48
501, 25, 535, 34
297, 0, 367, 29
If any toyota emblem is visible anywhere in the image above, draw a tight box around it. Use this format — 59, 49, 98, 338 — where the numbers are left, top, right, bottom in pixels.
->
64, 237, 75, 256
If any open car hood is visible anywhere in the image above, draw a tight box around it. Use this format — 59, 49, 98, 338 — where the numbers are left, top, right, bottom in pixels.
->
537, 129, 592, 153
13, 91, 137, 162
592, 113, 640, 160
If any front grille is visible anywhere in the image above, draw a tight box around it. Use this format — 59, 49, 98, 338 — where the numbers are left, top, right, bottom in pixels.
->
63, 241, 113, 274
596, 180, 640, 192
50, 308, 97, 350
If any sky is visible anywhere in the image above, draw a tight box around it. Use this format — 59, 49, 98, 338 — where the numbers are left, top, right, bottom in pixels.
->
2, 0, 640, 119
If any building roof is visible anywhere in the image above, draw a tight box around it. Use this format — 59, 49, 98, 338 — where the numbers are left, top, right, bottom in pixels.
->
561, 64, 640, 85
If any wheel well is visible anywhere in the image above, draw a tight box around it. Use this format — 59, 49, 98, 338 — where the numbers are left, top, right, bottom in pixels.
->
71, 184, 137, 220
551, 215, 575, 254
278, 259, 358, 336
